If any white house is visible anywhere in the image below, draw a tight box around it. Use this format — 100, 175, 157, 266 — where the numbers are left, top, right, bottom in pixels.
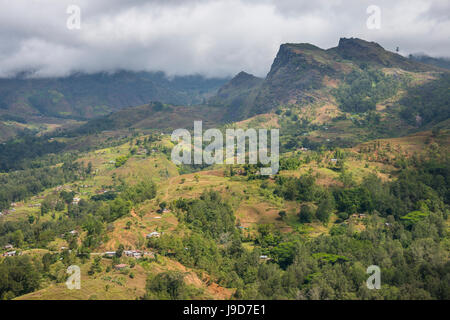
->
3, 250, 16, 257
146, 231, 160, 239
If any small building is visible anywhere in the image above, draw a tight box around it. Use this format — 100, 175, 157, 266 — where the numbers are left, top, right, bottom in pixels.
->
259, 255, 269, 260
3, 244, 13, 250
123, 250, 133, 257
3, 250, 16, 257
69, 230, 78, 236
359, 214, 366, 218
162, 208, 170, 213
146, 232, 160, 239
330, 158, 338, 163
72, 197, 81, 205
123, 250, 142, 258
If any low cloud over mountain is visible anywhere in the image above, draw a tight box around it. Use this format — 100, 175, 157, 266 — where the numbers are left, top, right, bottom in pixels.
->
0, 0, 449, 78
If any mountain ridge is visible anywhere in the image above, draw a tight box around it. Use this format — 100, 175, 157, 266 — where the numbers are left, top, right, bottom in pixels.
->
210, 37, 446, 118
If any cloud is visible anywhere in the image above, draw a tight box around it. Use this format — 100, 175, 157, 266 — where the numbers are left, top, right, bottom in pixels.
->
0, 0, 448, 78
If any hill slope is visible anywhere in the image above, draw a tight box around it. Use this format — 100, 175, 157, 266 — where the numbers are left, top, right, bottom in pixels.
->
0, 71, 227, 121
210, 37, 443, 119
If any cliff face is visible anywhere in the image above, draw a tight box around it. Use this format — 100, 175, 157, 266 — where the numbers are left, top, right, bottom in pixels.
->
331, 37, 432, 71
209, 37, 438, 119
250, 43, 348, 115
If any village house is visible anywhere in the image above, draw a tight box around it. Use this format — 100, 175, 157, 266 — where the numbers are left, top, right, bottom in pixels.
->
123, 250, 143, 259
146, 231, 160, 238
72, 197, 81, 205
3, 250, 17, 257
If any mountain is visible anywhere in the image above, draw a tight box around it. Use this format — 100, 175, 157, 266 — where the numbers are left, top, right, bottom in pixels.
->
207, 71, 263, 120
329, 38, 432, 71
1, 38, 449, 302
210, 37, 442, 118
408, 54, 450, 70
71, 101, 224, 136
0, 71, 228, 121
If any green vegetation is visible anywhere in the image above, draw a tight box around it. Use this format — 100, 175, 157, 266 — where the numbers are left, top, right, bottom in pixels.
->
0, 37, 449, 301
333, 69, 400, 113
399, 73, 450, 126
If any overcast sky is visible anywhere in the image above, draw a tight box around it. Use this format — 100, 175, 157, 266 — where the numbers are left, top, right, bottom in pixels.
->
0, 0, 448, 78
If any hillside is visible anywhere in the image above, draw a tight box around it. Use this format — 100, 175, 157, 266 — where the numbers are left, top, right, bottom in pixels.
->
210, 38, 444, 117
409, 54, 450, 70
208, 71, 264, 120
70, 102, 224, 136
0, 71, 227, 120
1, 125, 448, 300
0, 37, 448, 301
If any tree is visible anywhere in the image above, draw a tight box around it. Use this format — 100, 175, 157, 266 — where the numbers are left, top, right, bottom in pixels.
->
11, 230, 24, 247
60, 190, 75, 204
316, 192, 335, 223
145, 271, 187, 300
159, 202, 167, 212
116, 244, 124, 258
299, 204, 315, 223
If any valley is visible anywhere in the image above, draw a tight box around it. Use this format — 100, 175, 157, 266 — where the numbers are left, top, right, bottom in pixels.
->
0, 38, 449, 300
